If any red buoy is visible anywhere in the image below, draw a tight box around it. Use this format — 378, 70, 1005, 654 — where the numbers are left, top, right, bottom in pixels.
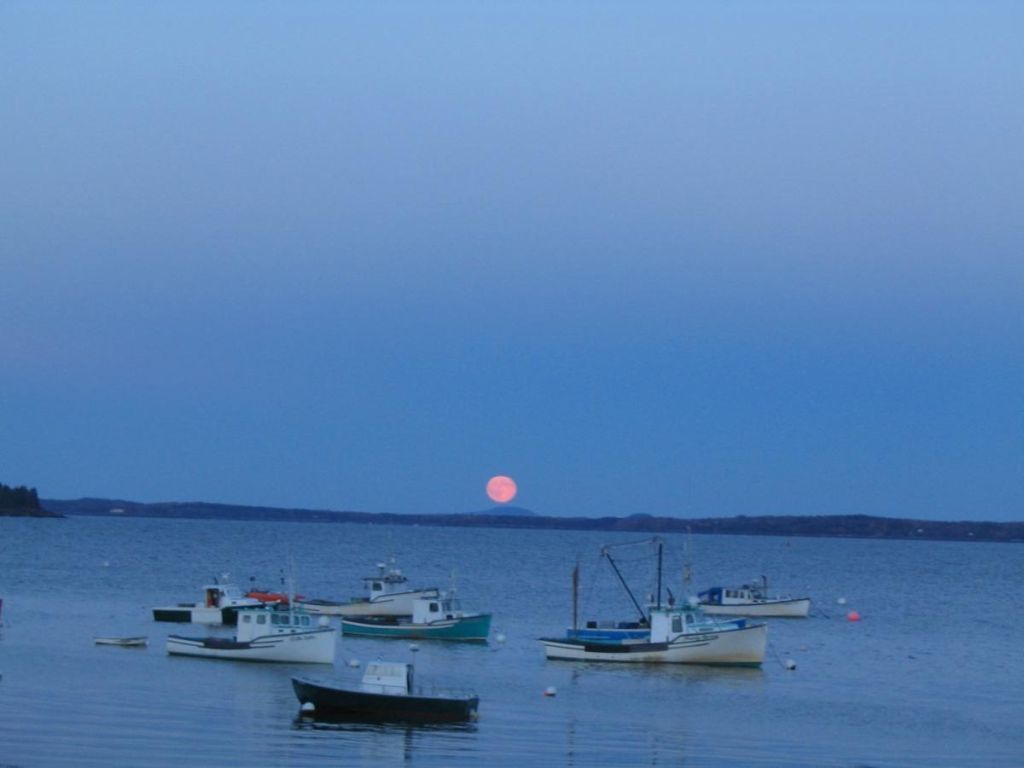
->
847, 610, 861, 622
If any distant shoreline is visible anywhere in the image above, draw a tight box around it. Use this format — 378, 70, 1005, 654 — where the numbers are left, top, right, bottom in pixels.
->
38, 497, 1024, 543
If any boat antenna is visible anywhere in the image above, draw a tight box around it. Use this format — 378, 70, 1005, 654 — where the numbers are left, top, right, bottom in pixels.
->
656, 539, 663, 610
683, 526, 693, 585
601, 545, 648, 625
571, 560, 580, 632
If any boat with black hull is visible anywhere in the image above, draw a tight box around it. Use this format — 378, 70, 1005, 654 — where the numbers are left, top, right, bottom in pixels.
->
292, 661, 479, 723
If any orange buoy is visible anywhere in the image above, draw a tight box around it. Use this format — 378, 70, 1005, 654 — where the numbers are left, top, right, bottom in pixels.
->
847, 610, 861, 622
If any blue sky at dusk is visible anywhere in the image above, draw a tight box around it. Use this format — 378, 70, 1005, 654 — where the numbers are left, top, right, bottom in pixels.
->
2, 1, 1021, 520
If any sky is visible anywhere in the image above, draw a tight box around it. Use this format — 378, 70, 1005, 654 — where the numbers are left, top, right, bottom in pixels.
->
2, 1, 1022, 521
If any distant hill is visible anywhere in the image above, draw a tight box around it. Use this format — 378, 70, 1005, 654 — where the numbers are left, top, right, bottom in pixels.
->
1, 482, 61, 517
40, 497, 1023, 542
471, 505, 538, 517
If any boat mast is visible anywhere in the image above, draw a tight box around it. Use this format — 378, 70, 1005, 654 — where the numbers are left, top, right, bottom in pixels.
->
656, 539, 663, 610
571, 561, 579, 632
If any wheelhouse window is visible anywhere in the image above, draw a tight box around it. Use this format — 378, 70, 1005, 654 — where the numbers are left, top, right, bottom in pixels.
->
672, 616, 682, 632
257, 614, 266, 624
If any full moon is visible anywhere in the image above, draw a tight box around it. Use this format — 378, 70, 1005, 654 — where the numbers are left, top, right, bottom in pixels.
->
486, 475, 517, 504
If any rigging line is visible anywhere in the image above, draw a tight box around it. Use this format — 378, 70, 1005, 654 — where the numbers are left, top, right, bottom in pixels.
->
767, 640, 788, 670
601, 536, 661, 553
578, 551, 601, 620
603, 546, 648, 624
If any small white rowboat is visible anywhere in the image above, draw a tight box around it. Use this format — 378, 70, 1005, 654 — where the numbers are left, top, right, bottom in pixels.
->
94, 636, 149, 647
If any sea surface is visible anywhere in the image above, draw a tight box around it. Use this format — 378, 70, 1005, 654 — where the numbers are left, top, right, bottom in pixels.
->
0, 516, 1021, 767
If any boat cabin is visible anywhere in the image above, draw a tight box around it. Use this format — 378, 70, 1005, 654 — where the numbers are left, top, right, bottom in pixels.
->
235, 606, 322, 641
356, 557, 428, 602
363, 569, 407, 598
203, 583, 255, 608
360, 662, 413, 696
647, 606, 746, 642
411, 594, 466, 624
699, 579, 771, 606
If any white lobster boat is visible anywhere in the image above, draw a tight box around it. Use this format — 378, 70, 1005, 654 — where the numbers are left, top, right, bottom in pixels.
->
698, 577, 810, 618
541, 604, 767, 665
166, 604, 336, 663
296, 557, 439, 617
539, 538, 767, 666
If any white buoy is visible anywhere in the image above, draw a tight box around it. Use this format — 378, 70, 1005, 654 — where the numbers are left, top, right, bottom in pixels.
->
837, 597, 847, 606
318, 616, 330, 627
409, 643, 420, 653
784, 659, 797, 670
543, 686, 557, 697
495, 633, 506, 644
301, 701, 315, 712
347, 658, 361, 668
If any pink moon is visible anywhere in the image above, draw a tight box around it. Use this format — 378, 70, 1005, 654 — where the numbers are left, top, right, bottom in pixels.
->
486, 475, 517, 503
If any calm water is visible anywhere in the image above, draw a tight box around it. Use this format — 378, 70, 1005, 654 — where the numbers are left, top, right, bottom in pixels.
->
0, 516, 1021, 767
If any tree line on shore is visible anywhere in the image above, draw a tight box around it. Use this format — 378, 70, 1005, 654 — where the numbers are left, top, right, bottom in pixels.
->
0, 482, 42, 511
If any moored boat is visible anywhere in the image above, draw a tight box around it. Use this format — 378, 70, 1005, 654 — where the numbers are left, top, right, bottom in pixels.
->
569, 610, 748, 642
296, 556, 439, 617
698, 577, 811, 618
152, 578, 263, 625
540, 538, 767, 666
341, 591, 491, 641
166, 604, 336, 663
541, 605, 767, 665
292, 661, 479, 723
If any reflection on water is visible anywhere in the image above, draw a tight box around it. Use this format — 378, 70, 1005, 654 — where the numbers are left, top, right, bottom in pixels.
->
291, 713, 481, 765
0, 517, 1021, 767
293, 714, 478, 733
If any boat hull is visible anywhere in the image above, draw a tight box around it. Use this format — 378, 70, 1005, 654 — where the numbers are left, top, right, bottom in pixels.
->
94, 636, 148, 647
699, 598, 810, 618
292, 677, 478, 723
341, 613, 491, 641
298, 588, 440, 617
541, 622, 767, 665
166, 628, 336, 663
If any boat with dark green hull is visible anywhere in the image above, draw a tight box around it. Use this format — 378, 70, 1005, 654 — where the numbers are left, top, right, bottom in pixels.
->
340, 591, 491, 641
293, 661, 479, 723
